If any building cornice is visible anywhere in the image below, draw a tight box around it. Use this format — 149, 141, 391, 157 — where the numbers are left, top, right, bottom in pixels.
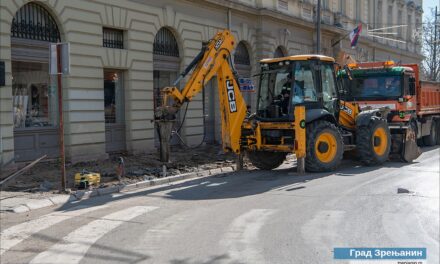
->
188, 0, 422, 58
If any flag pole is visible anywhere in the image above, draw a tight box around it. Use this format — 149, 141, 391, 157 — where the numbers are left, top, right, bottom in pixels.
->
331, 31, 351, 47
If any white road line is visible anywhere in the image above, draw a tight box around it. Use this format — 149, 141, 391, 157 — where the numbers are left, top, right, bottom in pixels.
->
0, 204, 108, 256
206, 182, 227, 187
221, 209, 275, 264
29, 206, 158, 264
301, 210, 345, 251
382, 213, 439, 263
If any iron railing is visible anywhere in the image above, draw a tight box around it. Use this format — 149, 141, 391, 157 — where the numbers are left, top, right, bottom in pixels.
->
153, 28, 179, 57
234, 42, 251, 65
11, 2, 61, 42
103, 28, 124, 49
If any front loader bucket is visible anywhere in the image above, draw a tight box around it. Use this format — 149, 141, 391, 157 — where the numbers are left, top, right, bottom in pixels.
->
402, 127, 421, 162
390, 127, 421, 163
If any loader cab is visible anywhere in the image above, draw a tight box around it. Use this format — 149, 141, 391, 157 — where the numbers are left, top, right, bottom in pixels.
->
256, 55, 340, 121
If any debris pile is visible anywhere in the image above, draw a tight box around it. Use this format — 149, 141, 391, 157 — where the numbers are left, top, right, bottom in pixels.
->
1, 145, 239, 192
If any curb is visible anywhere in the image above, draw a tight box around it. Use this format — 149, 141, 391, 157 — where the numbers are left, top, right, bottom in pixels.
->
4, 165, 237, 214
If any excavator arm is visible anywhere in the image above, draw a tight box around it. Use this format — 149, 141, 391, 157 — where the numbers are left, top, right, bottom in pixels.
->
155, 30, 247, 154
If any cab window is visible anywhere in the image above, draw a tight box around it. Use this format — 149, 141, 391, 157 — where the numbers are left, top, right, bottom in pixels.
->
321, 64, 338, 113
292, 61, 318, 105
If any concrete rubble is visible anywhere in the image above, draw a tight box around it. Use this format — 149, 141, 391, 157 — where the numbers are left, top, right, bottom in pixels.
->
0, 145, 262, 213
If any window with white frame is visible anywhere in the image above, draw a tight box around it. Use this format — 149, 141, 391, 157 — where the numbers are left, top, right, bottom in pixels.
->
278, 0, 288, 10
339, 0, 346, 15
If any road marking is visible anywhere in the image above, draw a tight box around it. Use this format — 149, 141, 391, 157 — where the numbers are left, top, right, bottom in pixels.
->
206, 182, 227, 187
301, 210, 345, 254
0, 204, 108, 256
221, 209, 275, 264
382, 213, 439, 263
29, 206, 158, 264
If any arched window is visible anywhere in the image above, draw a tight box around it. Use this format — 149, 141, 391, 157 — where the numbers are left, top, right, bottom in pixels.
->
10, 3, 62, 161
11, 2, 60, 42
153, 28, 179, 57
274, 46, 286, 58
234, 42, 250, 65
153, 28, 181, 147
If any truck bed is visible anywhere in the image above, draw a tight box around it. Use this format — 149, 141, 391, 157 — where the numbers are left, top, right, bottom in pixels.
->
418, 81, 440, 116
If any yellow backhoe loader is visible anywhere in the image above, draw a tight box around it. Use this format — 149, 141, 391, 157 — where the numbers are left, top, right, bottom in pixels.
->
155, 29, 392, 172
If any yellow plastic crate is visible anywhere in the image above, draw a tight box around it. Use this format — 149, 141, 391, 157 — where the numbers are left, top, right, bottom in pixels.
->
74, 171, 100, 188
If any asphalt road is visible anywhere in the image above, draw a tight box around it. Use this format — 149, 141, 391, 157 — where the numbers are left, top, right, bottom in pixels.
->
1, 147, 439, 264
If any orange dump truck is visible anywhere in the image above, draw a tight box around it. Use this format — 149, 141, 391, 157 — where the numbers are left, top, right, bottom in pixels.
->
339, 61, 440, 162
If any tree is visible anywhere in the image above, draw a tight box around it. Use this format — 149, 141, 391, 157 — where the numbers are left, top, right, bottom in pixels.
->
421, 8, 440, 82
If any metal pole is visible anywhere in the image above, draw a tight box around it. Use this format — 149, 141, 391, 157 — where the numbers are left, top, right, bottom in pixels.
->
372, 0, 376, 61
316, 0, 321, 54
227, 9, 232, 30
57, 44, 66, 191
434, 6, 438, 80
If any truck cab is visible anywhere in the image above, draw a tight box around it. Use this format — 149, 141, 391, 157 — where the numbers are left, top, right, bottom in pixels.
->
339, 61, 440, 162
338, 61, 417, 123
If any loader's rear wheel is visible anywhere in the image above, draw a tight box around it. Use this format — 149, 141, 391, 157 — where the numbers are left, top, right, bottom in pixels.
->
305, 120, 343, 172
423, 121, 437, 146
247, 151, 287, 170
356, 118, 391, 166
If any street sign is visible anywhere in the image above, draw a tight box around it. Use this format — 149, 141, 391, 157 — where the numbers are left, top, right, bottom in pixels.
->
50, 43, 70, 75
238, 78, 255, 92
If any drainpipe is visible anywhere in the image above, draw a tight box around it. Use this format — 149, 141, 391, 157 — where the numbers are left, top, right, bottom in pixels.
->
227, 9, 232, 30
316, 0, 321, 54
373, 0, 376, 61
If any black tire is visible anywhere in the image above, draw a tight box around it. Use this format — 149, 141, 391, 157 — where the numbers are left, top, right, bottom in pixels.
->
305, 120, 343, 172
436, 120, 440, 145
422, 121, 437, 146
247, 151, 287, 170
356, 118, 391, 166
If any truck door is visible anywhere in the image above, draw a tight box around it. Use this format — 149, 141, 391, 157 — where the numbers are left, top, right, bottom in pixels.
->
320, 63, 339, 116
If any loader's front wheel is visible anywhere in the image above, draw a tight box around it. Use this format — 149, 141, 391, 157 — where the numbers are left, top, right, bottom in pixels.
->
247, 151, 287, 170
305, 120, 343, 172
356, 118, 391, 166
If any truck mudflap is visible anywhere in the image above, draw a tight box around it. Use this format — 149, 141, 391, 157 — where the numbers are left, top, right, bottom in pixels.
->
390, 126, 421, 162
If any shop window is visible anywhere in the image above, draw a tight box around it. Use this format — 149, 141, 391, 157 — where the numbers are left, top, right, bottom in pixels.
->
104, 70, 124, 123
103, 28, 124, 49
12, 61, 57, 128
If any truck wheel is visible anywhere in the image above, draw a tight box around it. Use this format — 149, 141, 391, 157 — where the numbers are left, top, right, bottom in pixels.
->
305, 120, 343, 172
422, 121, 437, 146
356, 118, 391, 166
436, 120, 440, 145
247, 151, 287, 170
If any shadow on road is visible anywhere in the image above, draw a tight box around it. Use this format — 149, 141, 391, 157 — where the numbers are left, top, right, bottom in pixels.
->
54, 146, 433, 213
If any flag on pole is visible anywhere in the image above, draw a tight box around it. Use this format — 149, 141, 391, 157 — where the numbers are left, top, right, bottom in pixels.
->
349, 24, 362, 48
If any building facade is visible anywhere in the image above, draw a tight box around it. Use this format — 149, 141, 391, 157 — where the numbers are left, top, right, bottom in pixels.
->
0, 0, 424, 167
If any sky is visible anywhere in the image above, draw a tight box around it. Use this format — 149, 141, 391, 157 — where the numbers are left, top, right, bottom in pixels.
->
423, 0, 439, 21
